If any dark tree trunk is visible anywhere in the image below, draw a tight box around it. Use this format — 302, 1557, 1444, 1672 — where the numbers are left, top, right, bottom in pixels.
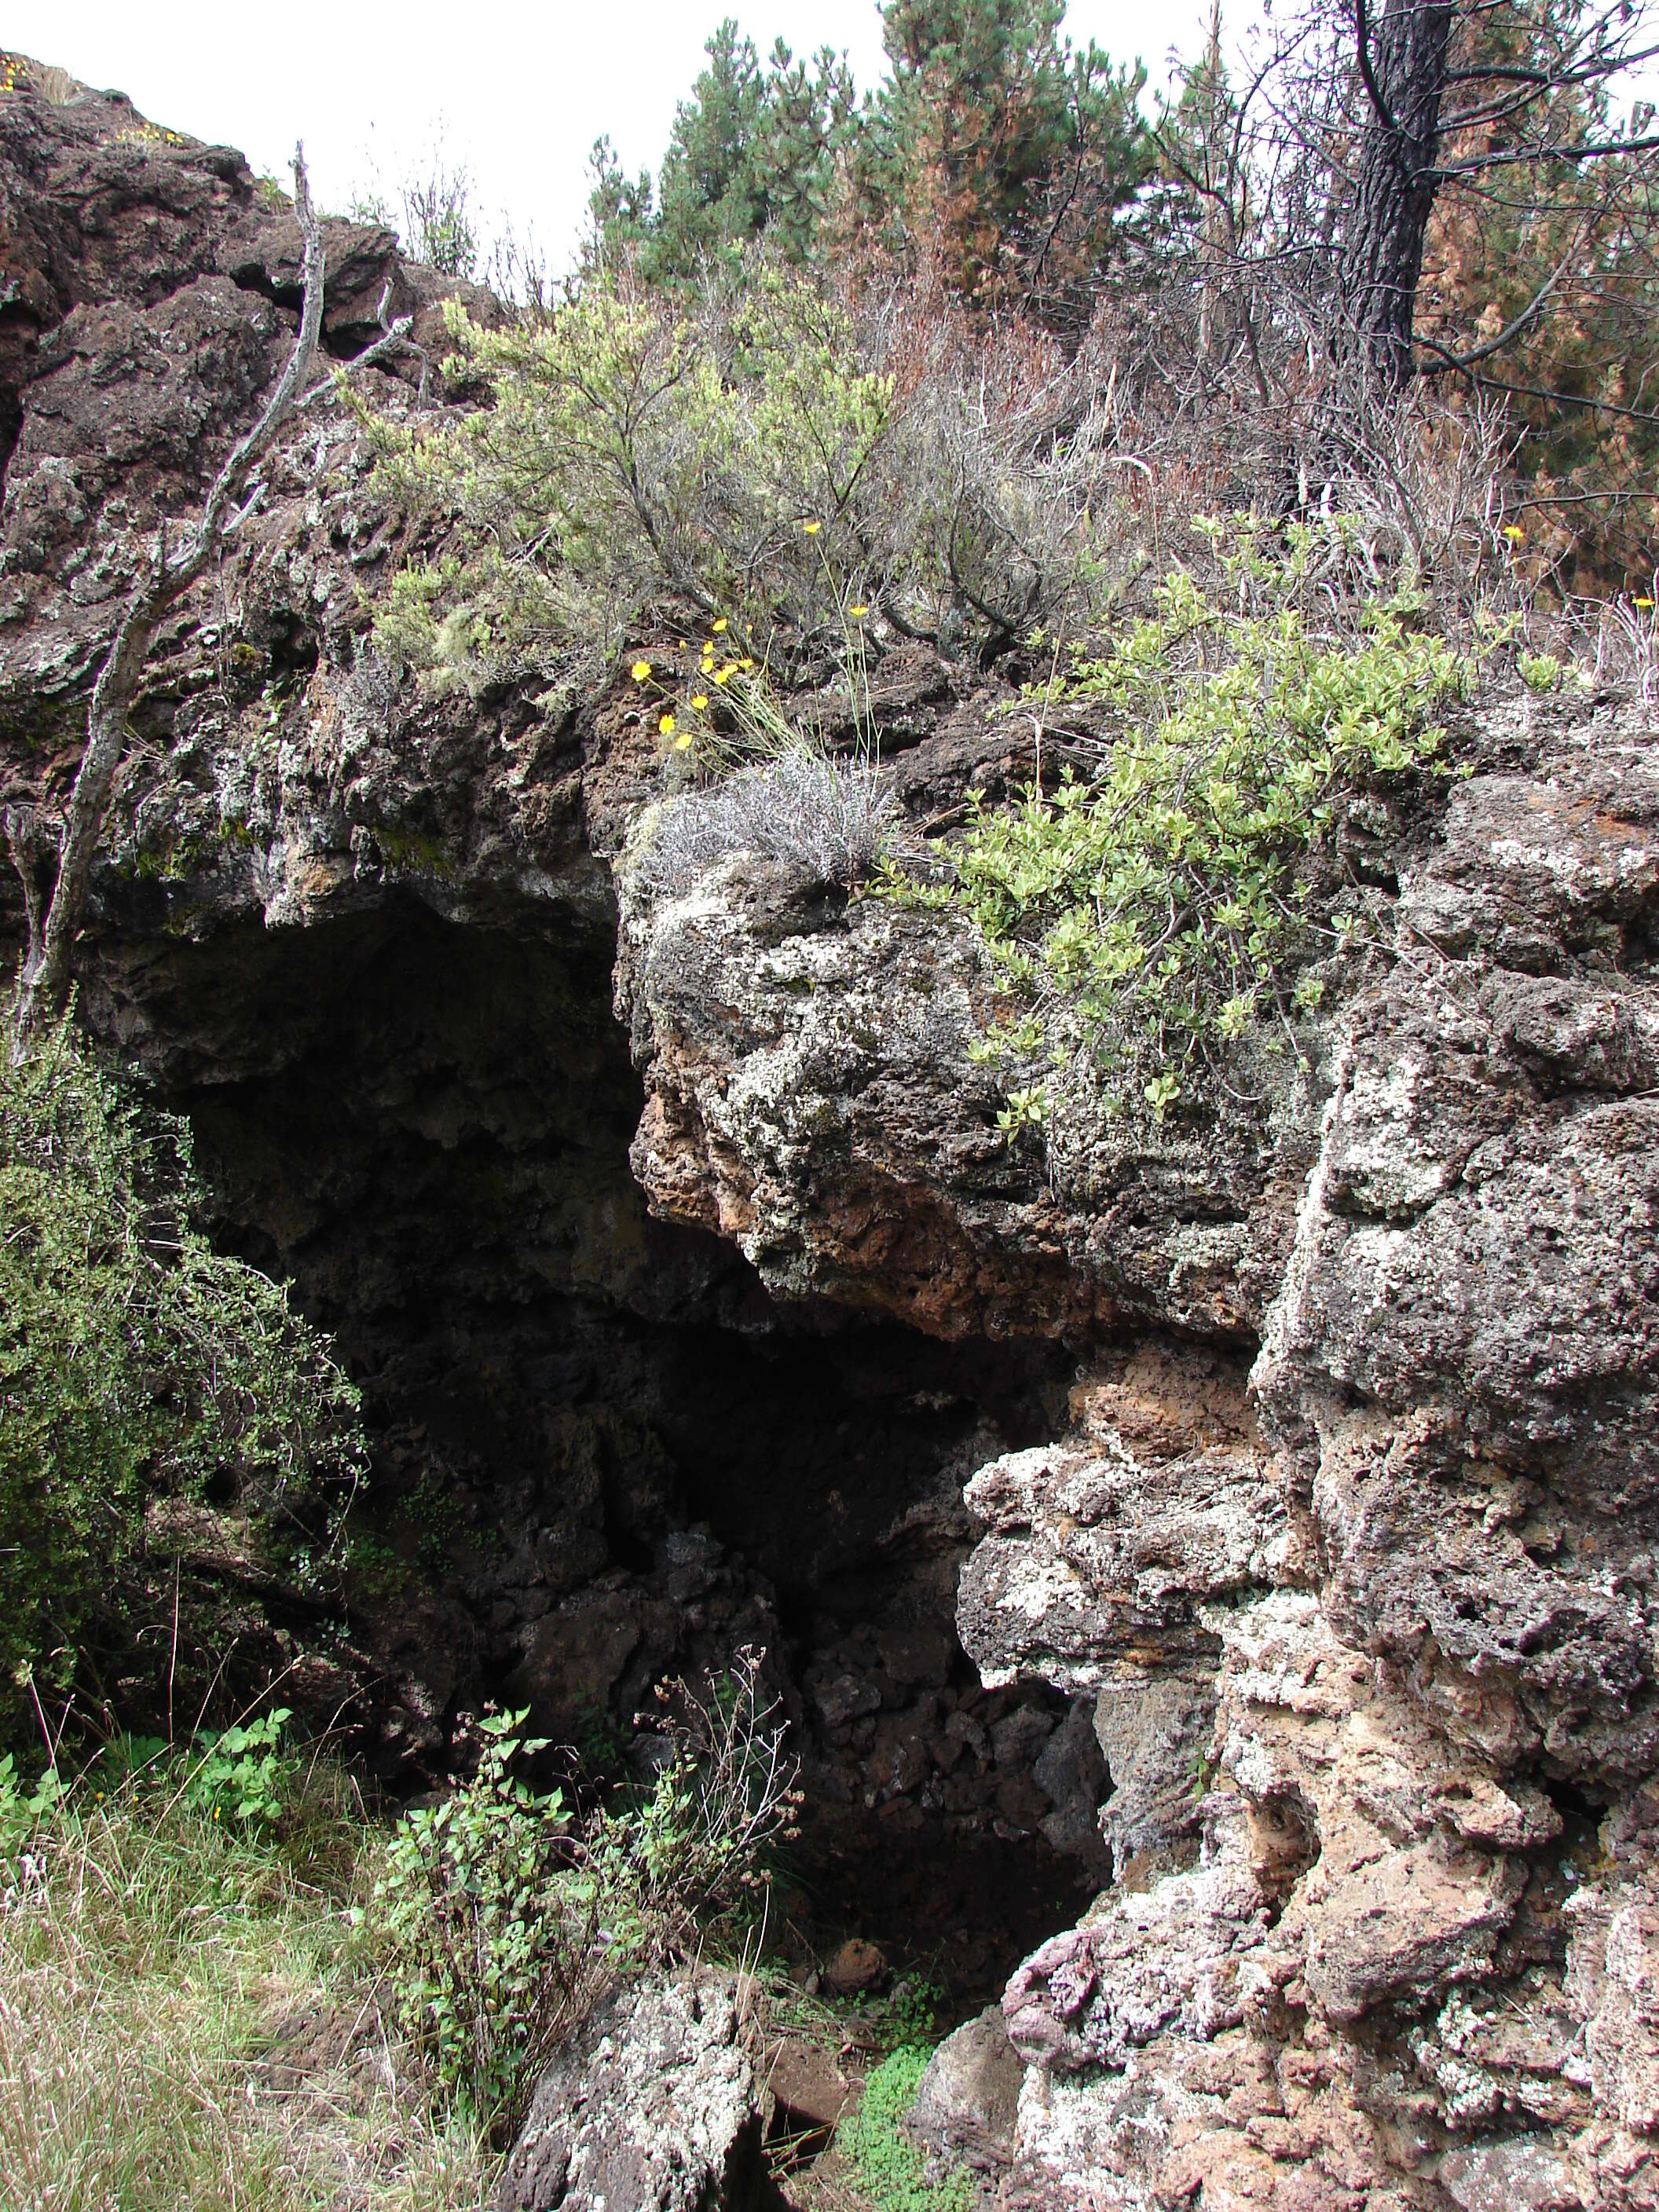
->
1342, 0, 1456, 383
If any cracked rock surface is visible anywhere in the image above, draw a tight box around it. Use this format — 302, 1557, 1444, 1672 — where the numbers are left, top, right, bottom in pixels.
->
2, 66, 1658, 2212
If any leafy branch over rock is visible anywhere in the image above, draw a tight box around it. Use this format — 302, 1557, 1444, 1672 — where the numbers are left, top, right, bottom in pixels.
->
890, 521, 1484, 1116
0, 1016, 364, 1741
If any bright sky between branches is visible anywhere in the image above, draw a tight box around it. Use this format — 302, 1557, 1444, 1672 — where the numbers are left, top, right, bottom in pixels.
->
19, 2, 1209, 271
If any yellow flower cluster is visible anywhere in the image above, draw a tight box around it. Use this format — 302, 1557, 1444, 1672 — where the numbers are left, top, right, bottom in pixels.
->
626, 617, 759, 756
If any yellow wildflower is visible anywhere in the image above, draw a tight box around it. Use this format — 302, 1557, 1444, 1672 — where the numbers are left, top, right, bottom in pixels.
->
1502, 526, 1525, 544
631, 658, 653, 681
659, 712, 676, 736
739, 658, 754, 672
712, 617, 729, 633
1636, 596, 1655, 610
714, 663, 738, 685
802, 520, 821, 535
692, 694, 709, 711
675, 731, 694, 750
849, 605, 869, 617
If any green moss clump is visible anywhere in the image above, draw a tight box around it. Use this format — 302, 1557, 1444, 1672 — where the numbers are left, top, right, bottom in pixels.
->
841, 2046, 975, 2212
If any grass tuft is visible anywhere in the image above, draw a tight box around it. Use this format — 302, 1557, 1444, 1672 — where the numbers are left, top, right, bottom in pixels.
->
0, 1767, 492, 2211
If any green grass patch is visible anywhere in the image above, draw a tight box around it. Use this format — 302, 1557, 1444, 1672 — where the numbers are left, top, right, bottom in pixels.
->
0, 1759, 493, 2211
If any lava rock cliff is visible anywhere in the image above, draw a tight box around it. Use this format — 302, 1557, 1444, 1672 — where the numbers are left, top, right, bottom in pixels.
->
2, 63, 1657, 2212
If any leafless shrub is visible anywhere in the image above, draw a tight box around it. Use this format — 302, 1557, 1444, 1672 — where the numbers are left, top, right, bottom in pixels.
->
619, 1646, 802, 1939
633, 744, 898, 902
1307, 373, 1521, 613
351, 130, 479, 281
1565, 579, 1659, 704
1048, 274, 1529, 633
853, 276, 1130, 650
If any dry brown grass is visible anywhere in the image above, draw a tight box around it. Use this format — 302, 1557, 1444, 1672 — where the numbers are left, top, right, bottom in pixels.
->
0, 1771, 494, 2212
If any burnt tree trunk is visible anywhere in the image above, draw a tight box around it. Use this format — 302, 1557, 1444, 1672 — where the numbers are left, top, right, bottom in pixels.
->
1342, 0, 1456, 383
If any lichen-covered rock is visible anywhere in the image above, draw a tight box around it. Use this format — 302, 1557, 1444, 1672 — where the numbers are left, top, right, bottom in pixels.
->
7, 60, 1659, 2212
493, 1971, 767, 2212
969, 701, 1659, 2210
613, 858, 1316, 1345
911, 2003, 1024, 2163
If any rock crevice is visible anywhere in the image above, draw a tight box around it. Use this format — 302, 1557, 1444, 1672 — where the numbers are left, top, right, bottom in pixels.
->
2, 70, 1657, 2212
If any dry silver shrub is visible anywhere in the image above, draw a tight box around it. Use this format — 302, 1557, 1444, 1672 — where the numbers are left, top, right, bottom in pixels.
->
1317, 374, 1520, 617
1567, 584, 1659, 705
852, 274, 1128, 645
634, 743, 898, 902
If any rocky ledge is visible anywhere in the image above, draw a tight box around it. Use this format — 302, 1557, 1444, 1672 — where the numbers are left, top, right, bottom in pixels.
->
2, 59, 1657, 2212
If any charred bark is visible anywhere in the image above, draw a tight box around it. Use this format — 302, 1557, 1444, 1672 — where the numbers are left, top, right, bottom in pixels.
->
1342, 0, 1456, 383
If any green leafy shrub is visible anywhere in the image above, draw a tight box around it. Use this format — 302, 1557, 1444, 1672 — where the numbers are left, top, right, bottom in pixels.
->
364, 1651, 799, 2135
0, 1013, 365, 1741
843, 2045, 975, 2212
0, 1749, 63, 1865
182, 1708, 296, 1827
365, 1708, 595, 2136
891, 532, 1481, 1109
364, 257, 1116, 684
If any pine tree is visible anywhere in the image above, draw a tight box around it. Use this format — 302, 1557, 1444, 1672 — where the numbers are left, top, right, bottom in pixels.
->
650, 20, 769, 272
587, 22, 858, 281
584, 136, 654, 273
749, 40, 858, 266
855, 0, 1151, 307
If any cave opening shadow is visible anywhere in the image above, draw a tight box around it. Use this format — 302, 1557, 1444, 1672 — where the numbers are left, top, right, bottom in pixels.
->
123, 894, 1100, 2000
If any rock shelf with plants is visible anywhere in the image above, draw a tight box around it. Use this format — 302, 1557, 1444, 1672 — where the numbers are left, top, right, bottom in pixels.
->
1, 34, 1657, 2212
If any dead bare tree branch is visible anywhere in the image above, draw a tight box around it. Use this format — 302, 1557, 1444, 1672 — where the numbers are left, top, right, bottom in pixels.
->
7, 147, 416, 1057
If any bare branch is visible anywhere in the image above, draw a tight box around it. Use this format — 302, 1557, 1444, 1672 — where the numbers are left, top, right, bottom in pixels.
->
11, 145, 328, 1054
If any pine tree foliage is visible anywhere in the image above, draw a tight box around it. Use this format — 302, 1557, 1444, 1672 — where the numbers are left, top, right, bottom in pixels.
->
587, 20, 855, 278
585, 2, 1149, 317
853, 0, 1152, 309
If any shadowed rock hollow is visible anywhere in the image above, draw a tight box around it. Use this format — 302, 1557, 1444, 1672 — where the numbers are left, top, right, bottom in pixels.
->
5, 66, 1659, 2212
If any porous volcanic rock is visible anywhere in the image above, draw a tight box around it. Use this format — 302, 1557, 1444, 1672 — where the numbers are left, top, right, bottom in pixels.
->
967, 698, 1659, 2211
5, 59, 1659, 2212
493, 1970, 769, 2212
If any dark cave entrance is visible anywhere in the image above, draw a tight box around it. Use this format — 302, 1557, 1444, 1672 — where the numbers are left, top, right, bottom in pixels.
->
101, 890, 1102, 2000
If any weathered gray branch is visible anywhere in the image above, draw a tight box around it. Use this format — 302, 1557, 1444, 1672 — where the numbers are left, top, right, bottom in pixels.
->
7, 148, 417, 1055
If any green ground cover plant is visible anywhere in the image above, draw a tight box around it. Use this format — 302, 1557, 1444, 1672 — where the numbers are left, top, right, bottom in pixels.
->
0, 1741, 494, 2212
841, 2045, 976, 2212
0, 1652, 799, 2203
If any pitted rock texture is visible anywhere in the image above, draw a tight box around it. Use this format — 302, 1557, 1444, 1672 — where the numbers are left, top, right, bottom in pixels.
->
493, 1971, 768, 2212
613, 853, 1316, 1345
965, 699, 1659, 2212
4, 62, 1659, 2212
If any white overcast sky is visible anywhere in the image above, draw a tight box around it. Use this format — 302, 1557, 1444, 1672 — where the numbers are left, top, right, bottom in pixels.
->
16, 3, 1212, 269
